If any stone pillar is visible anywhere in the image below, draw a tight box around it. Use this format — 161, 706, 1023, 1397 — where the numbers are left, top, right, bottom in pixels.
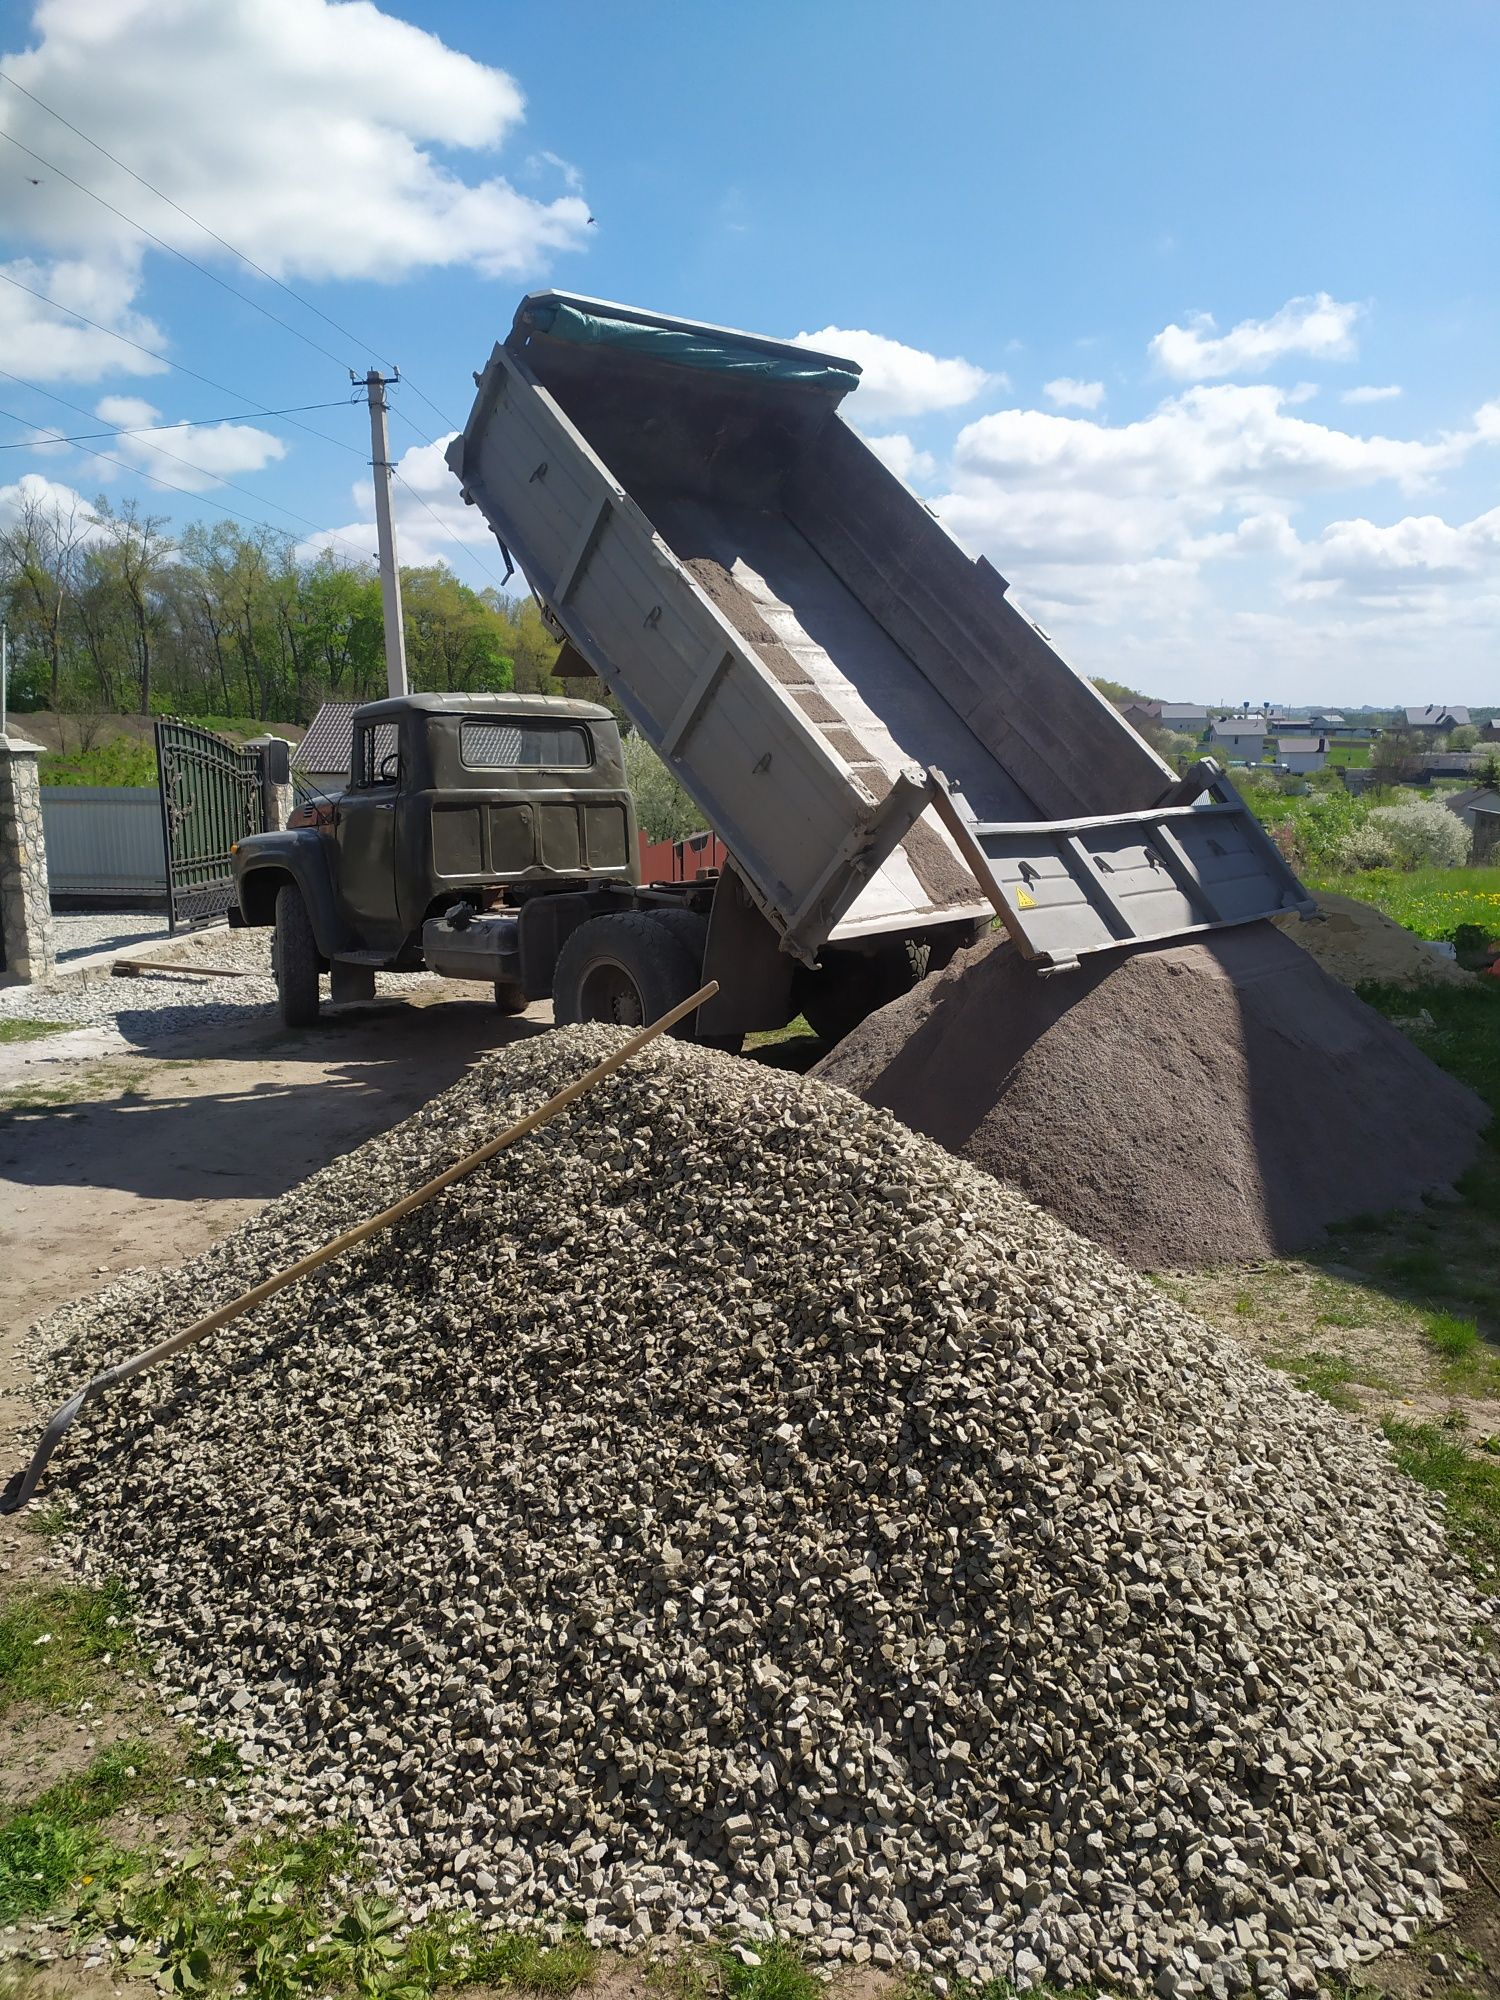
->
0, 732, 56, 984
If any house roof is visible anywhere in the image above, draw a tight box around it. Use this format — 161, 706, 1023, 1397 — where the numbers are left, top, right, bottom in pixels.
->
1278, 735, 1327, 754
1404, 704, 1471, 728
295, 702, 360, 776
1158, 702, 1206, 721
1211, 715, 1266, 734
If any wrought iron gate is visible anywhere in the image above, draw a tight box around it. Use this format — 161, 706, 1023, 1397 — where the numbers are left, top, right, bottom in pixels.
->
155, 720, 264, 932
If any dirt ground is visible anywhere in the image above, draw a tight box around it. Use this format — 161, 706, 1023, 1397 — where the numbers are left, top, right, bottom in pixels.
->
0, 983, 550, 1480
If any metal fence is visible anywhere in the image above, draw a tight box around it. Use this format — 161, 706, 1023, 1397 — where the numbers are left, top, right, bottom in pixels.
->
39, 786, 166, 901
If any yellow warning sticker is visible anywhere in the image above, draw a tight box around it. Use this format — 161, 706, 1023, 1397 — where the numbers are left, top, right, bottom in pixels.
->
1015, 888, 1036, 909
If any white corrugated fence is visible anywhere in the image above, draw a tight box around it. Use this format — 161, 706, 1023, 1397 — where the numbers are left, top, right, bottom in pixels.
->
39, 786, 166, 899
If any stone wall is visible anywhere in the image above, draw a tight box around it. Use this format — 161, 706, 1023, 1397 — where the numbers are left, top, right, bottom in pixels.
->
0, 733, 56, 983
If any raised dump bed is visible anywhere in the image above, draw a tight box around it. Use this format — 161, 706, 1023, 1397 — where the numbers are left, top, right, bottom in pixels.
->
448, 293, 1311, 972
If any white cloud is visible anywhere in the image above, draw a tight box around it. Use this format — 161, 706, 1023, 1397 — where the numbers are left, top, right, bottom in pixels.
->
1149, 293, 1362, 380
1341, 384, 1402, 405
926, 378, 1500, 692
81, 396, 287, 490
0, 469, 103, 533
1296, 507, 1500, 595
0, 0, 590, 286
1043, 377, 1105, 411
0, 251, 168, 382
302, 432, 494, 569
949, 384, 1472, 515
792, 326, 996, 418
861, 432, 936, 485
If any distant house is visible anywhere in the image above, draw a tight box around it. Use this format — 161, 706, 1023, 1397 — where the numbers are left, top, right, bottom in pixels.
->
1308, 710, 1345, 728
1443, 785, 1500, 830
1414, 751, 1483, 780
1479, 720, 1500, 744
1209, 714, 1268, 759
1277, 734, 1329, 774
1118, 700, 1162, 735
1404, 704, 1471, 733
294, 702, 359, 799
1157, 702, 1208, 736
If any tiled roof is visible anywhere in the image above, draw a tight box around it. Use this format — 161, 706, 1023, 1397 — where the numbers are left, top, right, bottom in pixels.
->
295, 703, 360, 775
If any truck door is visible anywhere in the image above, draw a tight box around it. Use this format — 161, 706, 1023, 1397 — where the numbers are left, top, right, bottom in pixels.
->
333, 719, 403, 947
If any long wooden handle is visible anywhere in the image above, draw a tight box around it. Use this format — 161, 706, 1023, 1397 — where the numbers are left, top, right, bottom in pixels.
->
2, 983, 718, 1511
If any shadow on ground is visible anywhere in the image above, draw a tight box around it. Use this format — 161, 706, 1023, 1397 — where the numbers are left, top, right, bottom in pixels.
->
0, 1001, 545, 1205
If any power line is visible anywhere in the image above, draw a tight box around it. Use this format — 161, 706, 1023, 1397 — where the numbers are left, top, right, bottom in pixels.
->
0, 268, 366, 461
0, 373, 372, 558
0, 65, 462, 428
0, 65, 379, 367
0, 398, 370, 558
389, 403, 437, 450
0, 126, 356, 370
0, 397, 351, 450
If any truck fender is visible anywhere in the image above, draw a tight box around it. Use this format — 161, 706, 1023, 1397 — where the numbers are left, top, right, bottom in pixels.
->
699, 868, 793, 1036
234, 834, 350, 960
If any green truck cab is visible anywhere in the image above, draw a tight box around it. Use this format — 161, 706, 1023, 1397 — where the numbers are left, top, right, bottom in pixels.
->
231, 692, 680, 1026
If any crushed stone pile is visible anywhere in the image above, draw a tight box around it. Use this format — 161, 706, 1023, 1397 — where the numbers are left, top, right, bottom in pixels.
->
1272, 891, 1474, 988
34, 1030, 1496, 1997
813, 921, 1488, 1269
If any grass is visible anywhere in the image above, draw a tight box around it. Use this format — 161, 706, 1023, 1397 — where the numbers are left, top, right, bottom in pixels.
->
0, 1742, 160, 1923
0, 1580, 133, 1713
1383, 1419, 1500, 1582
662, 1940, 822, 2000
0, 1019, 70, 1045
63, 1822, 603, 2000
1427, 1312, 1482, 1363
745, 1014, 825, 1075
1307, 865, 1500, 941
1267, 1349, 1370, 1411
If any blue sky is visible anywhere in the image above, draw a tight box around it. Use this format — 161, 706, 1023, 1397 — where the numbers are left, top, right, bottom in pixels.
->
1, 0, 1495, 705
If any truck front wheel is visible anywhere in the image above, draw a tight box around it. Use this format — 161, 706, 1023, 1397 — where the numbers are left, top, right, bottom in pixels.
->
552, 913, 697, 1031
273, 883, 321, 1028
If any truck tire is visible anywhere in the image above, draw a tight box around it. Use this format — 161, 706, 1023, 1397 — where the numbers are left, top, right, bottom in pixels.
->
493, 981, 528, 1015
644, 909, 743, 1054
797, 938, 924, 1047
553, 912, 698, 1031
273, 883, 321, 1028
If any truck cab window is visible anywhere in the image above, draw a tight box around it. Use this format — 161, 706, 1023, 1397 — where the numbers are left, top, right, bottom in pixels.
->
352, 723, 400, 787
460, 719, 591, 769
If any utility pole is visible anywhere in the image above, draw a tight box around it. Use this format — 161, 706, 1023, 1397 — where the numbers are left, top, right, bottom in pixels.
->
1, 623, 8, 738
355, 368, 408, 698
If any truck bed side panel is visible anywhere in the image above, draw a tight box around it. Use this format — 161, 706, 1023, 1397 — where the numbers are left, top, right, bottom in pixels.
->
451, 349, 892, 943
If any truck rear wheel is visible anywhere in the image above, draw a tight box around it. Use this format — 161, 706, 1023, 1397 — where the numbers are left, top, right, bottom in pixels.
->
797, 938, 925, 1046
553, 912, 697, 1031
273, 883, 321, 1028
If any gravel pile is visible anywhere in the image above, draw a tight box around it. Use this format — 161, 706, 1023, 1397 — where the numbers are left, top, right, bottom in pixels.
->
34, 1030, 1495, 1995
814, 923, 1489, 1268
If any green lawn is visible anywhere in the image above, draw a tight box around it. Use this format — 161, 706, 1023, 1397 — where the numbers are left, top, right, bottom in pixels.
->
1306, 865, 1500, 941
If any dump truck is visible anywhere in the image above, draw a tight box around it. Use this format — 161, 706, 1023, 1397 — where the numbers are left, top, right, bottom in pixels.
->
234, 291, 1312, 1042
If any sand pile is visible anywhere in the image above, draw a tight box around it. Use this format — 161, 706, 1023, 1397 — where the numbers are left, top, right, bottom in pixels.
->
813, 921, 1487, 1268
1273, 892, 1473, 988
31, 1030, 1496, 1996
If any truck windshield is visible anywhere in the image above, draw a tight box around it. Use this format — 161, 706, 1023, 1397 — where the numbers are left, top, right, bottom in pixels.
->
460, 720, 592, 769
